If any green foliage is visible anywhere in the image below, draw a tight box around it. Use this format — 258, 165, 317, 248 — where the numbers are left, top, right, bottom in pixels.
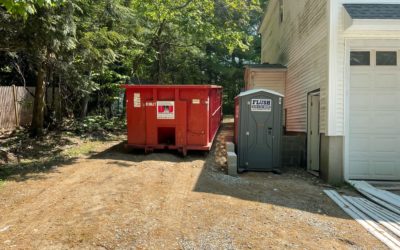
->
70, 115, 126, 134
1, 0, 267, 125
0, 0, 64, 18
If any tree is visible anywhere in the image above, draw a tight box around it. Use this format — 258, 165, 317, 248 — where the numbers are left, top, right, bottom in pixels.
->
1, 0, 76, 135
0, 0, 64, 18
129, 0, 262, 83
0, 0, 267, 135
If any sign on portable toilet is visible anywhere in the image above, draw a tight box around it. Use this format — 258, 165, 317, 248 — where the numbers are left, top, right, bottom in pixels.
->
234, 89, 284, 172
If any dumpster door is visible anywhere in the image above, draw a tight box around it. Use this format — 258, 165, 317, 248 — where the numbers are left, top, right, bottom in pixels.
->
245, 97, 274, 170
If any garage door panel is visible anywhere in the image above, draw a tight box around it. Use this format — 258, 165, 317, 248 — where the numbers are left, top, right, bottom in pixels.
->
349, 160, 398, 179
349, 153, 372, 163
373, 93, 399, 110
372, 137, 397, 152
373, 113, 398, 132
349, 136, 370, 152
349, 112, 370, 133
349, 65, 400, 180
350, 92, 372, 110
351, 73, 373, 89
374, 74, 398, 89
372, 161, 397, 177
349, 160, 370, 176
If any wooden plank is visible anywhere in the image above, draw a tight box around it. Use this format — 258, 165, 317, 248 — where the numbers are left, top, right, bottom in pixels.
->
350, 181, 400, 211
12, 85, 19, 127
369, 181, 400, 186
357, 188, 400, 215
364, 181, 400, 204
324, 190, 400, 249
16, 86, 34, 126
378, 187, 400, 191
0, 87, 16, 129
356, 198, 400, 226
344, 196, 400, 238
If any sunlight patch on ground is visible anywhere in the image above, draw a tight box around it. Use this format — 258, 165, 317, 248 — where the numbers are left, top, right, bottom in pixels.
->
62, 141, 104, 158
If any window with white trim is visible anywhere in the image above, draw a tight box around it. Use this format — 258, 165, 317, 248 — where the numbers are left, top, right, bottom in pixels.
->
376, 51, 397, 66
350, 51, 370, 66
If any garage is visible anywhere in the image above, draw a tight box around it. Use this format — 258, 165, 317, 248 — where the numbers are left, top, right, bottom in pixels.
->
348, 49, 400, 180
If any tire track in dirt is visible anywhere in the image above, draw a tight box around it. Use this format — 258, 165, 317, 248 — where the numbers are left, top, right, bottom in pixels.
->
144, 159, 204, 248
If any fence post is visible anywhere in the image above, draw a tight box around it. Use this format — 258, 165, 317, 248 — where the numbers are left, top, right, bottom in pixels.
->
12, 85, 19, 127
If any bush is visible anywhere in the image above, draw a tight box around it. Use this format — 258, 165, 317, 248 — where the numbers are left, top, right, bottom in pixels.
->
66, 115, 126, 134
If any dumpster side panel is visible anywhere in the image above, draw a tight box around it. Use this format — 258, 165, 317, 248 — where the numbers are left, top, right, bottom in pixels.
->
145, 103, 157, 145
126, 89, 146, 145
209, 87, 222, 144
185, 88, 209, 146
175, 100, 188, 146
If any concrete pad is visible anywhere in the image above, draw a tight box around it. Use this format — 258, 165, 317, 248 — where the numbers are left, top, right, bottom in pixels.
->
227, 151, 238, 177
226, 142, 235, 153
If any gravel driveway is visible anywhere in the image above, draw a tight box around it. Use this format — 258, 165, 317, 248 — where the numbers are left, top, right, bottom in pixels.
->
0, 120, 385, 249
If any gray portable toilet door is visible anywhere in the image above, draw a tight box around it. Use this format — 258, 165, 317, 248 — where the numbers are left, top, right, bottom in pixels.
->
244, 97, 274, 170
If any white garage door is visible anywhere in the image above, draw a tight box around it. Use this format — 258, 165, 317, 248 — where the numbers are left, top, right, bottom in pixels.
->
349, 50, 400, 180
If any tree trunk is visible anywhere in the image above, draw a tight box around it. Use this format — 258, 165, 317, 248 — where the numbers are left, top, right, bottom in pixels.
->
81, 71, 92, 118
81, 96, 90, 118
51, 84, 55, 110
131, 19, 166, 77
57, 75, 63, 122
30, 64, 47, 136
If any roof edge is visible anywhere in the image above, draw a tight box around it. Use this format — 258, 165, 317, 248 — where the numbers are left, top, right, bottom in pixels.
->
237, 89, 285, 98
244, 64, 287, 69
344, 4, 400, 20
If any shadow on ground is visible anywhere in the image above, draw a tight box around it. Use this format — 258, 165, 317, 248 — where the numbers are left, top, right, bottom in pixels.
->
0, 132, 77, 181
0, 157, 79, 182
0, 130, 122, 182
89, 141, 207, 165
90, 119, 348, 220
192, 120, 349, 219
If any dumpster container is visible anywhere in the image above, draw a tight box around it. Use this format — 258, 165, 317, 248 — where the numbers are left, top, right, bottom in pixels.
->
123, 85, 223, 155
234, 89, 284, 172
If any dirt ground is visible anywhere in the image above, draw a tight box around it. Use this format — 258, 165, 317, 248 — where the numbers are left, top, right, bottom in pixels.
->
0, 119, 386, 249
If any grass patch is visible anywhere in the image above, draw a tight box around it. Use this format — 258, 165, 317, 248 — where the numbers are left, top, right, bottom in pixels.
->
0, 140, 107, 181
62, 141, 104, 158
0, 117, 125, 181
0, 179, 5, 188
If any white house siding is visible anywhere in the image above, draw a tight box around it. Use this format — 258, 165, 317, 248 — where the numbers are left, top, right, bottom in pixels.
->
260, 0, 329, 133
330, 0, 400, 136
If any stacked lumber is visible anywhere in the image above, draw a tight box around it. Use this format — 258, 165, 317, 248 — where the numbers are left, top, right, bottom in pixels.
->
368, 181, 400, 191
325, 182, 400, 249
349, 181, 400, 213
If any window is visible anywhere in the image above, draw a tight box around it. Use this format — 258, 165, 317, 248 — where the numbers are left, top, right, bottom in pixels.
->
279, 0, 284, 23
350, 51, 370, 66
376, 51, 397, 66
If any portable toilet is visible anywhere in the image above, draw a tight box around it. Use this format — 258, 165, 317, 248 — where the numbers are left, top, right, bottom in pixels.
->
234, 89, 284, 172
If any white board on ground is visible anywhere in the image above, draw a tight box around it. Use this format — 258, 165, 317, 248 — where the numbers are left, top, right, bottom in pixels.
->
344, 196, 400, 238
324, 190, 400, 250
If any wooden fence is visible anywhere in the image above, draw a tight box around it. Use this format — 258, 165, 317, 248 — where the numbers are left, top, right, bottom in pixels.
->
0, 85, 59, 130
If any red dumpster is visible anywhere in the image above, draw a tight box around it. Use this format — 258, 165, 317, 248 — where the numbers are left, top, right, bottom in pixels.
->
123, 85, 223, 155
